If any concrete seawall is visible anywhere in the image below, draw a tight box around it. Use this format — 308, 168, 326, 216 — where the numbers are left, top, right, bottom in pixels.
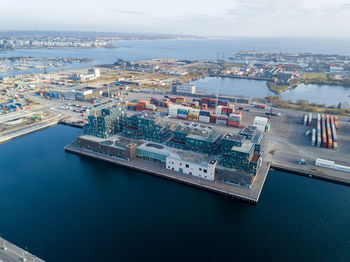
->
65, 142, 270, 204
270, 162, 350, 186
0, 237, 45, 262
0, 118, 59, 144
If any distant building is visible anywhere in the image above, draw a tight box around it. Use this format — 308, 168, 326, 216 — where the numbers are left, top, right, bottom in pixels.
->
72, 68, 100, 81
171, 82, 196, 94
88, 68, 100, 78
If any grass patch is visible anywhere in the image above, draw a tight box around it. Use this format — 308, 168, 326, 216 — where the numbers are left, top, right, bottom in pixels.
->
303, 73, 328, 82
266, 95, 350, 116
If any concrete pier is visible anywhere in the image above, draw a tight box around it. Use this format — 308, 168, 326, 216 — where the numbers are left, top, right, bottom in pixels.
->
0, 117, 59, 144
270, 161, 350, 186
0, 237, 45, 262
65, 142, 270, 204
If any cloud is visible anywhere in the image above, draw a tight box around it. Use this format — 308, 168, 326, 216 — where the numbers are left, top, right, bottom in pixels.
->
112, 9, 147, 15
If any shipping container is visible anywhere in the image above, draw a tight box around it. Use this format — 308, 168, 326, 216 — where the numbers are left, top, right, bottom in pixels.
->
311, 128, 316, 146
199, 110, 211, 117
199, 115, 210, 123
303, 115, 308, 126
227, 121, 240, 127
334, 116, 339, 130
308, 112, 312, 126
316, 158, 335, 169
200, 97, 210, 105
330, 116, 337, 142
216, 105, 223, 116
168, 105, 180, 118
255, 104, 266, 109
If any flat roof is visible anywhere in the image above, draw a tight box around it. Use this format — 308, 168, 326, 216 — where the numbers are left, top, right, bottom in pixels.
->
79, 135, 142, 148
231, 141, 254, 154
222, 133, 246, 143
186, 130, 222, 143
251, 132, 264, 144
240, 126, 257, 136
137, 141, 213, 166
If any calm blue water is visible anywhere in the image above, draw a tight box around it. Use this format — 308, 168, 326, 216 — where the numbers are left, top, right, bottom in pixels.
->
0, 125, 350, 262
2, 37, 350, 76
191, 76, 275, 98
191, 77, 350, 106
1, 38, 350, 261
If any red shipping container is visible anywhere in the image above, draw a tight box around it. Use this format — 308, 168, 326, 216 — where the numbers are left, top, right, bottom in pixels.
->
201, 104, 208, 110
227, 121, 240, 127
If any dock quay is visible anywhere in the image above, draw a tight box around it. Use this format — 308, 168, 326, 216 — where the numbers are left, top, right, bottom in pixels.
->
59, 119, 84, 128
270, 161, 350, 186
65, 142, 270, 204
0, 237, 45, 262
0, 117, 59, 144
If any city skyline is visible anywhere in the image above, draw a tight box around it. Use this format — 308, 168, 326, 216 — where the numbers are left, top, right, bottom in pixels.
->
1, 0, 350, 38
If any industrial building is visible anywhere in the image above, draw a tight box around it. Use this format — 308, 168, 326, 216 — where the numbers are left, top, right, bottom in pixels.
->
171, 82, 196, 94
72, 68, 100, 81
167, 122, 222, 154
83, 103, 127, 138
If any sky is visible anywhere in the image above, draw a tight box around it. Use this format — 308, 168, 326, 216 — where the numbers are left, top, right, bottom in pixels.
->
1, 0, 350, 37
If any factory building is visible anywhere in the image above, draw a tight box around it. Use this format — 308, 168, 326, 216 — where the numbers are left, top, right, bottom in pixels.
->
167, 122, 222, 155
76, 135, 139, 161
122, 111, 172, 143
83, 103, 127, 138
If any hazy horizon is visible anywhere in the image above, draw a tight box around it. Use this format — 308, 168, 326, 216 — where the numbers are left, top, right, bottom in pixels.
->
1, 0, 350, 38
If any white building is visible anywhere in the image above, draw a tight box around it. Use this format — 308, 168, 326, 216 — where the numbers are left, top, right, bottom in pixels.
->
72, 68, 100, 81
166, 152, 217, 181
253, 116, 268, 132
75, 89, 93, 101
175, 84, 196, 94
88, 68, 100, 78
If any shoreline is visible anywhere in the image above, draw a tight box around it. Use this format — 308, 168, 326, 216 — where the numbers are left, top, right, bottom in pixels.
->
65, 141, 270, 204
